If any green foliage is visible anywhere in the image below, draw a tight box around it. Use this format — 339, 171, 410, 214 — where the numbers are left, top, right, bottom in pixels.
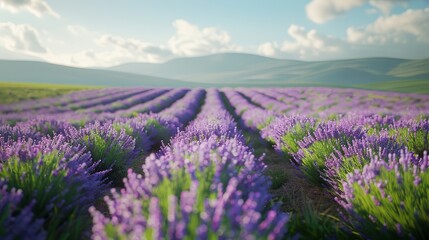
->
70, 119, 87, 128
280, 122, 316, 158
146, 118, 172, 144
301, 140, 340, 184
393, 128, 428, 157
335, 156, 367, 188
267, 169, 288, 189
286, 204, 350, 240
0, 152, 87, 239
257, 115, 275, 130
301, 133, 355, 185
349, 166, 429, 239
359, 80, 429, 95
0, 82, 90, 105
82, 131, 129, 184
113, 123, 134, 136
32, 121, 56, 137
327, 113, 341, 121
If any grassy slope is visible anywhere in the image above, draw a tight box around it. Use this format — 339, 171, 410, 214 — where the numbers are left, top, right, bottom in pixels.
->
358, 80, 429, 94
110, 53, 429, 86
0, 81, 94, 104
0, 60, 198, 87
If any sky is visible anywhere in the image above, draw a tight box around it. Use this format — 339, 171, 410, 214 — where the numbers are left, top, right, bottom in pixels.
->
0, 0, 428, 67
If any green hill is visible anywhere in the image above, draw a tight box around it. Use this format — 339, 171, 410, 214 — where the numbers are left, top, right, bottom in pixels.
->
0, 60, 198, 87
1, 53, 428, 90
109, 53, 429, 86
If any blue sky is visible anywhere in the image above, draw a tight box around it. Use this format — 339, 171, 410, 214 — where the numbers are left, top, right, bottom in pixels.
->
0, 0, 428, 67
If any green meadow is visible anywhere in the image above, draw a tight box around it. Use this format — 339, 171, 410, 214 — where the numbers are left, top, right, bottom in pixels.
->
0, 82, 95, 104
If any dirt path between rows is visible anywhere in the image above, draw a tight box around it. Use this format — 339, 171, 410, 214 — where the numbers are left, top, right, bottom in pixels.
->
261, 146, 337, 214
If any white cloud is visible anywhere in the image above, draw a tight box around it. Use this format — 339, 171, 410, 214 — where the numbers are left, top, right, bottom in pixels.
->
0, 0, 59, 18
0, 22, 47, 54
258, 42, 279, 57
347, 8, 429, 44
168, 19, 241, 56
97, 34, 173, 62
306, 0, 410, 23
67, 25, 92, 36
281, 25, 341, 59
257, 25, 342, 60
370, 0, 408, 15
46, 20, 243, 67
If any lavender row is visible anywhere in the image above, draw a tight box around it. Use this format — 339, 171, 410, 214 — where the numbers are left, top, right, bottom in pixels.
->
222, 88, 276, 131
115, 88, 189, 117
0, 89, 187, 124
274, 87, 429, 117
65, 88, 148, 112
0, 117, 186, 238
223, 87, 429, 238
110, 90, 206, 155
85, 88, 169, 113
159, 88, 205, 123
7, 87, 146, 115
237, 88, 292, 113
90, 89, 289, 239
261, 113, 429, 238
0, 88, 210, 239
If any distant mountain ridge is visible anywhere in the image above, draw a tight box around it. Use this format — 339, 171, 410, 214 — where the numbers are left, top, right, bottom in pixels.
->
0, 60, 198, 87
108, 53, 429, 86
0, 53, 428, 88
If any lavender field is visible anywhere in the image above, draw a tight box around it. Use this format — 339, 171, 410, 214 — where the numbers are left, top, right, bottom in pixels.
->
1, 87, 429, 239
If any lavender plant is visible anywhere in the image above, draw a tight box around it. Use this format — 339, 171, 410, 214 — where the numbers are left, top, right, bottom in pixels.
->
338, 150, 429, 239
261, 115, 318, 164
0, 135, 106, 239
295, 120, 365, 184
391, 119, 429, 157
325, 132, 403, 192
66, 121, 135, 185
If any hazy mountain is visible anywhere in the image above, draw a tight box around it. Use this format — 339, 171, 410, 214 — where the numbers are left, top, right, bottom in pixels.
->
0, 60, 200, 87
109, 53, 429, 86
0, 53, 428, 89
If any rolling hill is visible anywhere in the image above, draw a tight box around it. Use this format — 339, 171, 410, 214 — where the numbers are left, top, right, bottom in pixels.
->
109, 53, 429, 86
0, 60, 200, 87
0, 53, 428, 89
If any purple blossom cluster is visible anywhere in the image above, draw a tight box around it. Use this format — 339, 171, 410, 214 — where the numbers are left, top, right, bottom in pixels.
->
0, 135, 107, 205
294, 119, 366, 162
0, 134, 107, 238
0, 182, 46, 240
324, 131, 403, 192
